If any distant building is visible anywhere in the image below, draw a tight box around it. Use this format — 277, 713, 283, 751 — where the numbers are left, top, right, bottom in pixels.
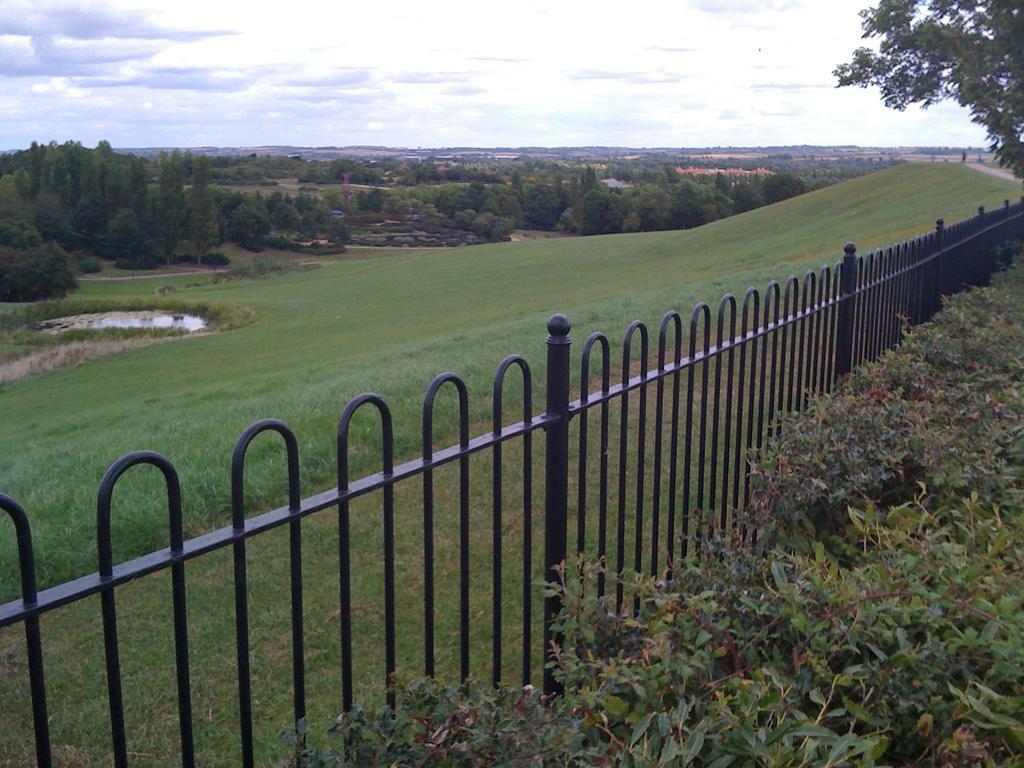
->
600, 178, 632, 189
674, 166, 772, 177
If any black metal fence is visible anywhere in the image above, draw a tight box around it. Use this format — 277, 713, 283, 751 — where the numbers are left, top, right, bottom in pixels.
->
3, 199, 1023, 766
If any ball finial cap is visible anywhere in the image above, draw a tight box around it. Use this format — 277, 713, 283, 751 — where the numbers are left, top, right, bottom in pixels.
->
547, 313, 571, 337
843, 242, 857, 256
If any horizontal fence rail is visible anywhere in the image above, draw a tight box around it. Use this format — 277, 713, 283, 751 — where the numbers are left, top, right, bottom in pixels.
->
3, 198, 1023, 766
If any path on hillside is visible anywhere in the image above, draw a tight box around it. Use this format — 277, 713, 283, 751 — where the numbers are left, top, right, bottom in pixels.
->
964, 162, 1018, 182
80, 268, 229, 281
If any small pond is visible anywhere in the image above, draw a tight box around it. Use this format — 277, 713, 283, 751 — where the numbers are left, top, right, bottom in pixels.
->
40, 311, 207, 334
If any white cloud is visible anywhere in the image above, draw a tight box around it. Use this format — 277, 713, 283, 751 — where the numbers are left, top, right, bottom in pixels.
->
0, 0, 991, 149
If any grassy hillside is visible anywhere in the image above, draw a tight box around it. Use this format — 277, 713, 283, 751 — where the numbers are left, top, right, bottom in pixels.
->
1, 162, 1019, 590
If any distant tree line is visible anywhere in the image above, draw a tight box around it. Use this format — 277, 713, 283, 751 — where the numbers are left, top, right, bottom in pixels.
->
343, 165, 810, 239
0, 141, 880, 302
0, 141, 353, 299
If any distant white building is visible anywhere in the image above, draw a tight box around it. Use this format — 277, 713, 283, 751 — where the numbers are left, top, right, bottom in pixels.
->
601, 178, 632, 189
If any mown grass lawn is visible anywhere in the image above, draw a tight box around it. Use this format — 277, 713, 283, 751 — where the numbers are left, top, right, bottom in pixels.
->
0, 163, 1020, 766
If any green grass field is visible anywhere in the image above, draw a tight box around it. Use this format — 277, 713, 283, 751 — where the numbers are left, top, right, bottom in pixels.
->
2, 162, 1019, 589
0, 163, 1020, 766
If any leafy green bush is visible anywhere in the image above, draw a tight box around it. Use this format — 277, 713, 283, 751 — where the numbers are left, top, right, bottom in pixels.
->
0, 218, 44, 249
285, 681, 594, 767
748, 265, 1024, 556
74, 255, 102, 274
114, 253, 162, 270
0, 242, 77, 301
204, 251, 230, 266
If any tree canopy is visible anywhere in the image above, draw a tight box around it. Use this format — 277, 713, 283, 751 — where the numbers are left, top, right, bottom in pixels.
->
835, 0, 1024, 178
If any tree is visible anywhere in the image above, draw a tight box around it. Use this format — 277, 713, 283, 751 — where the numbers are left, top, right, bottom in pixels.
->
731, 181, 765, 214
270, 199, 300, 231
0, 243, 77, 301
0, 218, 43, 249
189, 157, 219, 265
523, 184, 563, 229
107, 208, 140, 261
835, 0, 1024, 177
228, 197, 271, 251
763, 173, 807, 205
326, 215, 349, 244
73, 190, 108, 250
669, 181, 731, 230
32, 192, 73, 248
158, 153, 188, 265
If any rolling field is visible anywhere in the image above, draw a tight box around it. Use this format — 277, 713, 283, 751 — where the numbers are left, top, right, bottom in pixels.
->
0, 163, 1021, 765
2, 162, 1019, 587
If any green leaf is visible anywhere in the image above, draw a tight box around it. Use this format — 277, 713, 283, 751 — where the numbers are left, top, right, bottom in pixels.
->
771, 561, 789, 591
843, 698, 878, 725
604, 695, 629, 717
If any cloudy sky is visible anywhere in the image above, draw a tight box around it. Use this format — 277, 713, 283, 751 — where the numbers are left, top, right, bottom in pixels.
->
0, 0, 989, 150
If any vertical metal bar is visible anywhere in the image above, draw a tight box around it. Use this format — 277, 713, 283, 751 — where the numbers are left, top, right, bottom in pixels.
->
720, 297, 737, 538
337, 436, 354, 711
423, 374, 472, 683
886, 247, 900, 350
170, 537, 195, 767
823, 266, 839, 392
782, 277, 798, 415
932, 218, 945, 321
851, 255, 865, 368
492, 377, 506, 688
543, 314, 571, 697
521, 398, 533, 687
457, 402, 470, 684
230, 432, 257, 767
580, 333, 610, 599
893, 244, 907, 341
338, 395, 394, 709
810, 267, 826, 397
665, 315, 683, 574
863, 253, 877, 361
98, 452, 194, 767
651, 323, 667, 577
615, 321, 645, 609
420, 416, 435, 679
615, 333, 630, 608
897, 242, 910, 342
738, 289, 760, 523
682, 304, 709, 561
286, 464, 305, 738
713, 296, 737, 534
756, 283, 778, 450
695, 308, 711, 552
794, 273, 811, 410
655, 312, 682, 576
834, 243, 859, 380
911, 239, 922, 326
382, 439, 396, 706
229, 423, 299, 765
708, 299, 726, 533
631, 324, 649, 603
869, 251, 882, 359
1, 495, 52, 768
493, 356, 532, 688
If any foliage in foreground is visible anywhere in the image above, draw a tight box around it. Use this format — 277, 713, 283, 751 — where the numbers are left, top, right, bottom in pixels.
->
290, 268, 1024, 766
